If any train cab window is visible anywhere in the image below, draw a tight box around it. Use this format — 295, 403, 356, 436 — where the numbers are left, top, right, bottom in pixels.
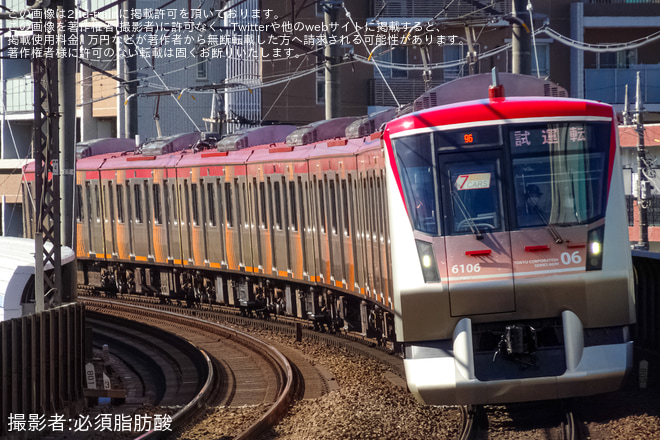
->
191, 183, 199, 226
207, 183, 216, 226
329, 179, 338, 235
153, 184, 162, 224
289, 181, 298, 232
274, 180, 282, 230
510, 122, 611, 228
76, 185, 84, 222
116, 185, 124, 222
392, 133, 438, 235
444, 158, 504, 235
225, 182, 233, 227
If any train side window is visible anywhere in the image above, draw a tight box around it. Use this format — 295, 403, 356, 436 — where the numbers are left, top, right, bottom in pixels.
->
200, 183, 207, 226
289, 180, 298, 232
107, 181, 115, 222
239, 181, 245, 227
85, 182, 93, 222
251, 179, 258, 228
126, 183, 132, 222
143, 181, 151, 224
235, 180, 242, 228
298, 177, 306, 232
171, 183, 178, 223
163, 183, 170, 225
305, 181, 310, 228
191, 183, 199, 226
225, 182, 233, 227
76, 184, 84, 222
181, 182, 188, 226
116, 185, 124, 222
329, 178, 338, 235
153, 184, 162, 224
134, 184, 143, 223
342, 179, 350, 237
207, 183, 216, 226
259, 181, 267, 228
94, 184, 101, 220
318, 179, 326, 234
274, 180, 282, 230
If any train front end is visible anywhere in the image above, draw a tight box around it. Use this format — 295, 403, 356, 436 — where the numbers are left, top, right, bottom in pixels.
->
383, 96, 635, 405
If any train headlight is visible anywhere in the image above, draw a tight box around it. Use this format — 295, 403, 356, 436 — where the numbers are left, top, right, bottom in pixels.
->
586, 225, 604, 271
415, 240, 440, 283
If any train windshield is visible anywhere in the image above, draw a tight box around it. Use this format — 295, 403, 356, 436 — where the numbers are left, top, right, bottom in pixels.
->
392, 134, 439, 235
509, 122, 611, 227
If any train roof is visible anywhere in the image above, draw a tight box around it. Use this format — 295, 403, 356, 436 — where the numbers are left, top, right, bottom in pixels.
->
0, 237, 75, 322
386, 96, 614, 139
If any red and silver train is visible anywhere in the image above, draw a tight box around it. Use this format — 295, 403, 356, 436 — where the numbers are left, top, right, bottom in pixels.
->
23, 116, 395, 338
22, 73, 635, 405
383, 74, 635, 404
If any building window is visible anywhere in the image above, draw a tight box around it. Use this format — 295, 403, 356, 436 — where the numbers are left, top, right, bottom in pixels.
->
373, 46, 408, 79
197, 55, 207, 79
532, 43, 550, 78
598, 49, 637, 69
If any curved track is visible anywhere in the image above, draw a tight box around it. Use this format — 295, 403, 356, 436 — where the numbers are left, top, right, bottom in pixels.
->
84, 297, 296, 439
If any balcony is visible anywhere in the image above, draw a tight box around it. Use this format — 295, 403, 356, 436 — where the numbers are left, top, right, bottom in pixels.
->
585, 66, 660, 110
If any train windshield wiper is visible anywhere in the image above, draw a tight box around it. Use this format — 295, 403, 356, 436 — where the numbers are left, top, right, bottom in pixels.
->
451, 191, 483, 240
526, 194, 563, 244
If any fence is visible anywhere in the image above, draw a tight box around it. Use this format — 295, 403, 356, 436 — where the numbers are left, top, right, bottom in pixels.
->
0, 302, 86, 437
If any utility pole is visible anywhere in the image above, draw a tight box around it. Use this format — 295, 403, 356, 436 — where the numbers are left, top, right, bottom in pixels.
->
323, 1, 340, 119
33, 2, 62, 312
511, 0, 531, 75
635, 72, 649, 250
123, 0, 138, 139
59, 0, 76, 249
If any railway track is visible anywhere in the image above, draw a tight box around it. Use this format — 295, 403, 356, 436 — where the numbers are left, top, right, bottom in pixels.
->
84, 297, 297, 439
83, 294, 600, 439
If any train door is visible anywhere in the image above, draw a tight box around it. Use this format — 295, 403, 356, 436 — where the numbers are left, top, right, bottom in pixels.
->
238, 178, 253, 272
151, 181, 168, 263
256, 179, 271, 274
327, 174, 345, 288
165, 179, 182, 265
115, 179, 131, 260
130, 180, 152, 262
103, 180, 118, 259
288, 176, 304, 280
203, 177, 224, 267
190, 181, 206, 266
439, 151, 515, 316
89, 180, 105, 258
180, 179, 193, 265
271, 176, 288, 277
300, 177, 316, 281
